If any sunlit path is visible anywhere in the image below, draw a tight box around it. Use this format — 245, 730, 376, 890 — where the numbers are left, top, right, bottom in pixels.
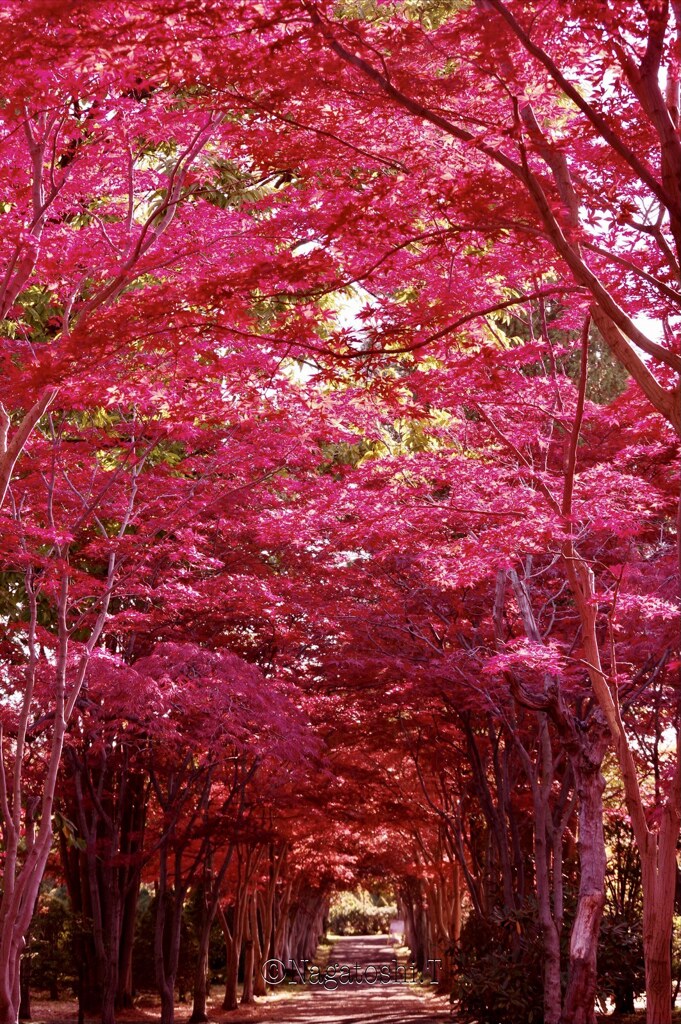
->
251, 934, 451, 1024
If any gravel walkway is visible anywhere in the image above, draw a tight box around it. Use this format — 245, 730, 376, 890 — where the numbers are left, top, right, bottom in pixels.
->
250, 934, 452, 1024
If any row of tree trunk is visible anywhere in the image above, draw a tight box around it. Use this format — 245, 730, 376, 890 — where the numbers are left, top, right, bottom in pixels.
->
24, 837, 328, 1024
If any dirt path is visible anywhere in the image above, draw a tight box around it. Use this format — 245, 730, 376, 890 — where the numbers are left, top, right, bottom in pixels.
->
250, 934, 452, 1024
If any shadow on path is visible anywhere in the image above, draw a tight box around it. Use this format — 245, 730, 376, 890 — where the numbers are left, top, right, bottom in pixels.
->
252, 934, 451, 1024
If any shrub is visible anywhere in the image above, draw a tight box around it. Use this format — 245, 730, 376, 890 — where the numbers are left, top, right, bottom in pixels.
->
451, 903, 545, 1024
26, 883, 75, 999
328, 890, 396, 936
597, 914, 645, 1014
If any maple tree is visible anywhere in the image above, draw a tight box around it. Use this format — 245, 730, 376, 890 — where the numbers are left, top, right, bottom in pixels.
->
0, 3, 679, 1024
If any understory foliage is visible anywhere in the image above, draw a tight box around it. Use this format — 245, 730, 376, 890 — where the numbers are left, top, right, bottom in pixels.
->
453, 903, 546, 1024
328, 890, 396, 935
0, 3, 679, 1024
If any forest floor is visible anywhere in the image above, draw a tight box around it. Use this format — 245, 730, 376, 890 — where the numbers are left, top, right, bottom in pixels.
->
243, 933, 453, 1024
27, 934, 452, 1024
25, 935, 681, 1024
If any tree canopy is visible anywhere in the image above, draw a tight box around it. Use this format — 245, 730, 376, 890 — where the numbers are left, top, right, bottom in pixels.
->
0, 4, 679, 1024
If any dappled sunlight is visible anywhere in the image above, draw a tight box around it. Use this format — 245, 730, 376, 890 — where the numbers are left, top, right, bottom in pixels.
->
249, 935, 451, 1024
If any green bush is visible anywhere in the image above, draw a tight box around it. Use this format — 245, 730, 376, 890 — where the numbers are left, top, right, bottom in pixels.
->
25, 883, 75, 999
328, 890, 396, 936
451, 903, 545, 1024
132, 884, 226, 998
597, 914, 644, 1014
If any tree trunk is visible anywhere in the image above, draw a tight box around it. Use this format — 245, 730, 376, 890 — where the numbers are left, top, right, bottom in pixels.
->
18, 959, 30, 1022
253, 892, 267, 998
218, 895, 247, 1013
222, 933, 240, 1012
566, 553, 681, 1024
221, 895, 246, 1012
560, 717, 609, 1024
0, 819, 62, 1024
534, 777, 563, 1024
159, 981, 175, 1024
116, 787, 146, 1012
100, 980, 116, 1024
94, 865, 121, 1024
252, 894, 266, 998
189, 943, 209, 1024
0, 933, 23, 1024
189, 894, 215, 1024
0, 560, 118, 1024
614, 980, 636, 1015
116, 874, 140, 1011
154, 852, 186, 1024
240, 895, 258, 1006
452, 859, 462, 947
240, 940, 255, 1006
642, 849, 675, 1024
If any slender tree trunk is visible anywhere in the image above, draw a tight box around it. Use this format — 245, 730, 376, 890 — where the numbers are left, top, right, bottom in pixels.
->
451, 858, 462, 946
154, 850, 186, 1024
240, 897, 255, 1006
154, 883, 172, 1024
189, 941, 209, 1024
254, 852, 281, 995
251, 894, 265, 998
0, 516, 123, 1024
100, 977, 116, 1024
189, 895, 215, 1024
560, 718, 609, 1024
65, 746, 136, 1024
221, 925, 241, 1012
0, 719, 68, 1024
60, 841, 101, 1020
400, 884, 425, 972
88, 855, 122, 1024
504, 572, 575, 1024
220, 896, 246, 1012
116, 873, 141, 1010
116, 780, 146, 1012
17, 960, 30, 1022
641, 806, 679, 1024
159, 979, 175, 1024
567, 553, 681, 1024
253, 892, 267, 998
534, 774, 563, 1024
